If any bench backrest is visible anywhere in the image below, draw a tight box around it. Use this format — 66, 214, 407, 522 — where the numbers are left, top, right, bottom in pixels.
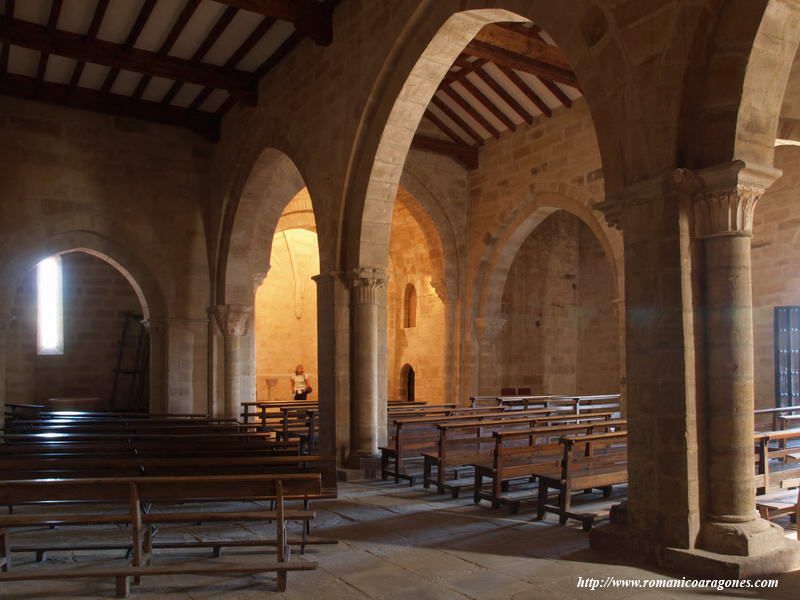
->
0, 473, 322, 505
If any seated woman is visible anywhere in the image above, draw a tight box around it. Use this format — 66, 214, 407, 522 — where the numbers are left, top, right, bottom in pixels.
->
291, 365, 312, 400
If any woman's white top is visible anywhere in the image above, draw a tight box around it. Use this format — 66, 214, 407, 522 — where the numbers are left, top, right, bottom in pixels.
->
292, 373, 310, 393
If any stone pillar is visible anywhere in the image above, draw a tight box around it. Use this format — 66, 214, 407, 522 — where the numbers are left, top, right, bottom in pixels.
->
213, 304, 252, 422
347, 268, 386, 464
694, 161, 786, 556
474, 316, 506, 395
141, 318, 168, 414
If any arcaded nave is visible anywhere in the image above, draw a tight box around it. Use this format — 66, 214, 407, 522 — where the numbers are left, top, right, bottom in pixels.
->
2, 1, 800, 598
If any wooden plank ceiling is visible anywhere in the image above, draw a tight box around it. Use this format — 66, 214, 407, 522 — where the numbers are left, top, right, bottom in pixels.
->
0, 3, 580, 168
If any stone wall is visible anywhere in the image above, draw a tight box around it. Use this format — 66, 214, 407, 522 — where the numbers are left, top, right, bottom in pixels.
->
752, 145, 800, 410
254, 229, 319, 402
6, 252, 144, 408
495, 211, 619, 395
387, 195, 447, 404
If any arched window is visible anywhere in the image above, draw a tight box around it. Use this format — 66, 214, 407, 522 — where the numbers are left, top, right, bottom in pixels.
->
404, 283, 417, 328
401, 363, 415, 402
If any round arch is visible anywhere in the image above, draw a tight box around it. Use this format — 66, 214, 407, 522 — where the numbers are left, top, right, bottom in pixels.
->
217, 147, 317, 306
0, 230, 165, 320
475, 190, 621, 323
689, 0, 800, 169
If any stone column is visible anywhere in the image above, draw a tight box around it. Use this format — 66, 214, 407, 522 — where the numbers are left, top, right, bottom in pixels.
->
213, 304, 252, 422
474, 316, 506, 396
347, 268, 386, 463
141, 318, 168, 414
695, 161, 786, 556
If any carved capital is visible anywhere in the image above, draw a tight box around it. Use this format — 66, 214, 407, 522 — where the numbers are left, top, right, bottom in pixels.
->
346, 268, 387, 305
474, 316, 506, 346
253, 267, 270, 291
430, 278, 448, 303
595, 173, 668, 231
213, 304, 252, 337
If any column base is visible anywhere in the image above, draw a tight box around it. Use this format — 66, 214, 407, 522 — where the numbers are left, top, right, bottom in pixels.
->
338, 453, 382, 481
701, 516, 785, 556
590, 519, 800, 579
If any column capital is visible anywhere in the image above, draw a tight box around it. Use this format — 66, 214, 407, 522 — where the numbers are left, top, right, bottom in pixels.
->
691, 161, 782, 238
474, 316, 506, 346
346, 267, 387, 305
213, 304, 252, 337
253, 267, 270, 290
595, 172, 671, 230
430, 278, 448, 302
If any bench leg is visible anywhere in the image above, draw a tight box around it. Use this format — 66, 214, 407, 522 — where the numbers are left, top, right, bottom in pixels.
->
559, 489, 571, 525
437, 461, 445, 494
602, 485, 612, 498
536, 482, 548, 521
115, 575, 130, 598
0, 528, 9, 572
473, 473, 483, 504
423, 457, 432, 489
381, 452, 389, 480
492, 475, 502, 509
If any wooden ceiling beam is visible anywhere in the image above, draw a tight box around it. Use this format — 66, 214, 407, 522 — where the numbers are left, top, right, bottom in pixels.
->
191, 16, 276, 111
214, 0, 332, 46
496, 64, 552, 118
474, 24, 572, 72
527, 29, 573, 108
133, 0, 200, 101
411, 134, 478, 170
162, 6, 238, 106
463, 59, 534, 124
440, 87, 499, 139
101, 0, 156, 93
464, 39, 578, 88
0, 16, 256, 103
430, 96, 484, 146
422, 109, 468, 145
36, 0, 63, 81
443, 63, 516, 132
69, 0, 109, 89
0, 72, 219, 139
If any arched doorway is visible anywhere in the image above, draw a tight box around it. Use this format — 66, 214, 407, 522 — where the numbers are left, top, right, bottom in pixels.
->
400, 363, 416, 403
254, 189, 319, 402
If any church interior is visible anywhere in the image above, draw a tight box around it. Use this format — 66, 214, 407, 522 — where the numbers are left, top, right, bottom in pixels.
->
3, 0, 800, 598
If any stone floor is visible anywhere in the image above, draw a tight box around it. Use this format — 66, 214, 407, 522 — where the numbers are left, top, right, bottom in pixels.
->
3, 478, 800, 599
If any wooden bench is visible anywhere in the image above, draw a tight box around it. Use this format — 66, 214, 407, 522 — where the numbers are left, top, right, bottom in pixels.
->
380, 406, 580, 484
472, 419, 627, 511
755, 405, 800, 432
754, 428, 800, 521
422, 412, 617, 496
531, 431, 628, 530
0, 473, 324, 596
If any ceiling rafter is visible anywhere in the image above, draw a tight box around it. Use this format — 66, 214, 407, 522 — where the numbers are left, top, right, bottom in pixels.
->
496, 64, 552, 118
190, 16, 276, 111
36, 0, 63, 82
0, 16, 257, 104
443, 67, 516, 132
133, 0, 201, 101
456, 57, 534, 124
422, 109, 466, 146
214, 0, 332, 46
440, 87, 499, 139
101, 0, 157, 93
161, 5, 238, 106
0, 0, 14, 75
0, 71, 219, 139
474, 24, 572, 72
464, 40, 578, 88
68, 0, 109, 90
430, 96, 484, 146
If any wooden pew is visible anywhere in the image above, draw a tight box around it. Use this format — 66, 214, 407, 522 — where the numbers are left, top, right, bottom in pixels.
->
755, 405, 800, 431
754, 428, 800, 521
473, 419, 627, 511
532, 431, 628, 530
0, 473, 322, 595
422, 412, 617, 496
380, 406, 580, 484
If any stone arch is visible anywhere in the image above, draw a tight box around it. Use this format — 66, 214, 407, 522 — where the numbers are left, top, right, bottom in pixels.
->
0, 230, 165, 321
217, 147, 315, 306
689, 0, 800, 169
400, 362, 416, 403
340, 1, 640, 274
475, 189, 621, 323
